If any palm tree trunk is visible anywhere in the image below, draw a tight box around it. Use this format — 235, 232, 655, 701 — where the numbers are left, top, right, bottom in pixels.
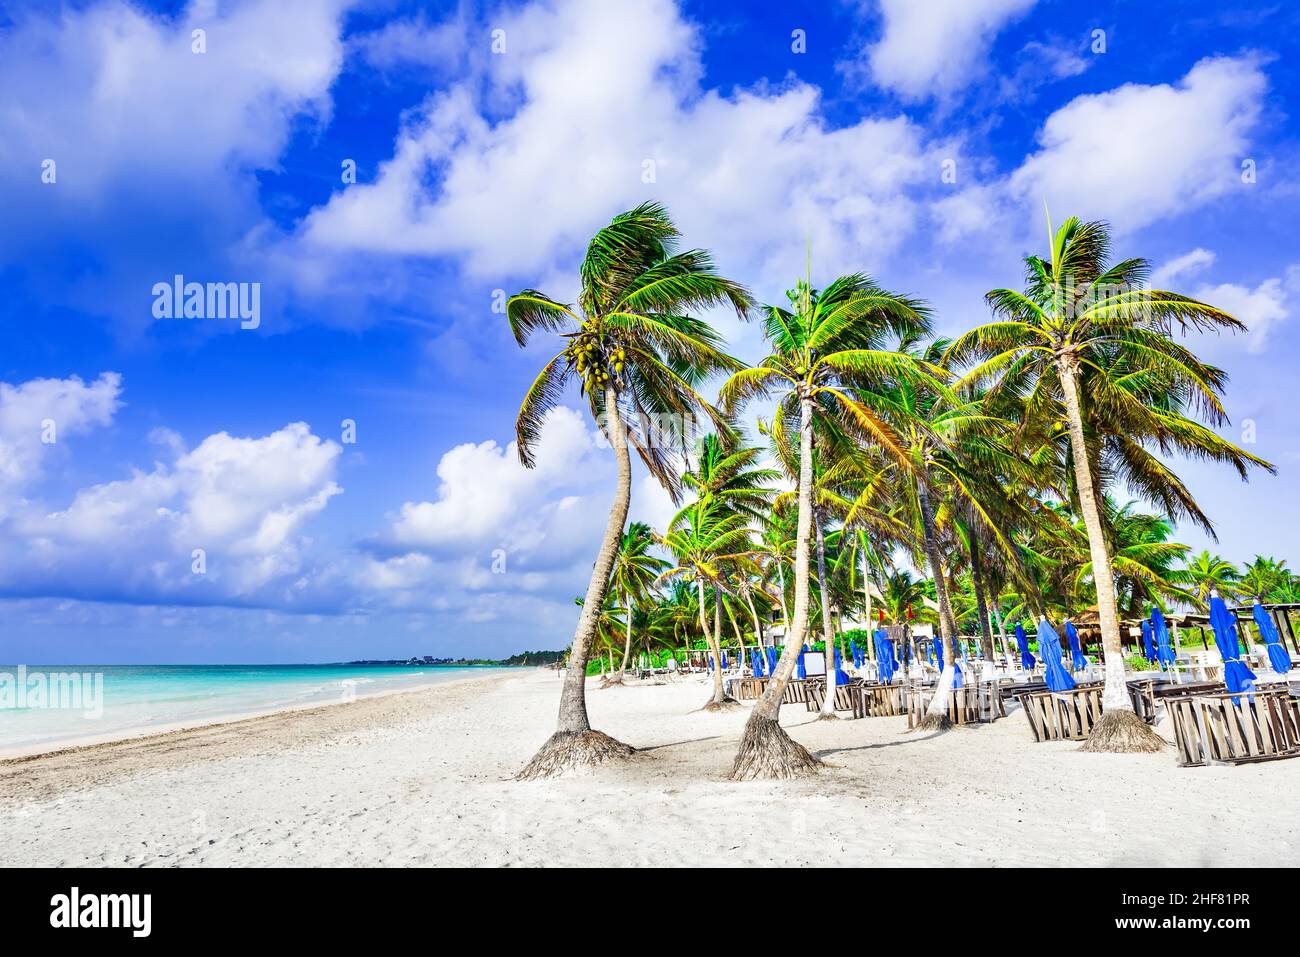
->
815, 516, 838, 717
743, 588, 764, 650
1058, 360, 1164, 752
858, 531, 875, 662
969, 538, 996, 677
615, 586, 633, 682
775, 560, 790, 629
991, 599, 1011, 663
518, 384, 635, 779
711, 586, 732, 705
726, 597, 747, 680
917, 478, 958, 729
732, 390, 820, 779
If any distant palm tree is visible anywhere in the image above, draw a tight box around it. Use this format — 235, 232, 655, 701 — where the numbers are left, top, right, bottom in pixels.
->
1184, 551, 1242, 604
658, 501, 757, 709
947, 215, 1270, 752
607, 522, 668, 685
720, 270, 931, 777
1240, 555, 1291, 602
507, 202, 751, 778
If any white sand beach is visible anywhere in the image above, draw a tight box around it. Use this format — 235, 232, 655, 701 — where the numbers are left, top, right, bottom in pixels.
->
2, 668, 1295, 867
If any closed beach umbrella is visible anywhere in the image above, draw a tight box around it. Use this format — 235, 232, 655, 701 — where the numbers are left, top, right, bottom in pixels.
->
751, 649, 765, 678
766, 646, 778, 675
1253, 601, 1292, 675
721, 650, 728, 670
796, 650, 806, 680
1209, 592, 1256, 698
1015, 623, 1036, 670
1037, 618, 1076, 692
1141, 619, 1157, 663
873, 627, 895, 683
1064, 619, 1087, 671
1151, 606, 1176, 667
833, 647, 851, 684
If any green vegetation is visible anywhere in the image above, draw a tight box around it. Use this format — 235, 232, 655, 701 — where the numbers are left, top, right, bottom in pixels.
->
503, 205, 1276, 775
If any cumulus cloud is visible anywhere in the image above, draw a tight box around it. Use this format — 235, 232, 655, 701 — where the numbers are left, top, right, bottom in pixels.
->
1009, 56, 1266, 232
0, 373, 122, 507
365, 407, 615, 604
1150, 248, 1217, 288
0, 373, 345, 607
288, 0, 954, 291
1193, 271, 1296, 354
854, 0, 1038, 102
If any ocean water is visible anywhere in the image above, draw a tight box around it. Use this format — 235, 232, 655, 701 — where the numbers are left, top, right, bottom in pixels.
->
0, 663, 501, 753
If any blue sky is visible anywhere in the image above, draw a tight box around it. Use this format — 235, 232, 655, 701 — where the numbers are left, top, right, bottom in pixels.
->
1, 0, 1297, 663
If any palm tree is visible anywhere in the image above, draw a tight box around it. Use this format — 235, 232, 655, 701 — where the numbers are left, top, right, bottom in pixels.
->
507, 202, 751, 777
946, 215, 1271, 752
658, 501, 757, 709
606, 522, 668, 685
1184, 551, 1242, 604
1240, 556, 1290, 602
720, 270, 931, 778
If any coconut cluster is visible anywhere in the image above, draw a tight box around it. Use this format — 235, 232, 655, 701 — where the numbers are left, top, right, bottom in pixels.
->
568, 333, 625, 392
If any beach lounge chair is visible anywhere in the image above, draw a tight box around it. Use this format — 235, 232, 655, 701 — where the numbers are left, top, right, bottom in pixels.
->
1167, 688, 1300, 766
1016, 682, 1105, 742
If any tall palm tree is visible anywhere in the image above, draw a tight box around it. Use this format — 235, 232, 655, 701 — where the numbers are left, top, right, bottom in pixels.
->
507, 203, 751, 777
606, 522, 668, 685
946, 215, 1271, 752
720, 271, 931, 778
658, 501, 757, 709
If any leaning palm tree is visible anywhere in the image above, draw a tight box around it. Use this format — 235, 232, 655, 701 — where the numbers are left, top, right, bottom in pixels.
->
720, 271, 931, 778
507, 202, 751, 778
606, 522, 668, 685
946, 215, 1271, 751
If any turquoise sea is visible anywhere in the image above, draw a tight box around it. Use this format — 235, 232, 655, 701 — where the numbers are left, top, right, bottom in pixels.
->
0, 663, 501, 753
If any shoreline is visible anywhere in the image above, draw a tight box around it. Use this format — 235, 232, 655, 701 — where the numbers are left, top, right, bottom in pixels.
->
0, 668, 523, 762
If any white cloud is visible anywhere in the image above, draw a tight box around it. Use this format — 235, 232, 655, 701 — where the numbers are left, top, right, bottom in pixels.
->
0, 382, 345, 606
289, 0, 952, 288
1193, 273, 1294, 354
1010, 56, 1267, 232
382, 406, 606, 554
0, 373, 122, 505
857, 0, 1038, 102
1150, 248, 1217, 288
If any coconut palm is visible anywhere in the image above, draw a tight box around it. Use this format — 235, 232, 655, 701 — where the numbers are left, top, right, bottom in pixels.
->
507, 202, 751, 777
684, 432, 779, 523
1184, 551, 1242, 604
1240, 556, 1291, 602
719, 270, 932, 778
606, 522, 668, 685
658, 500, 758, 709
945, 215, 1271, 752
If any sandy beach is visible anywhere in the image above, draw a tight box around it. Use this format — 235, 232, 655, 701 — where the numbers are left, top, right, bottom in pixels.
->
1, 668, 1295, 867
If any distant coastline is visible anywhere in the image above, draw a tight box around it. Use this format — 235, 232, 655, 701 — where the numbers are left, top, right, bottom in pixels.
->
345, 651, 565, 668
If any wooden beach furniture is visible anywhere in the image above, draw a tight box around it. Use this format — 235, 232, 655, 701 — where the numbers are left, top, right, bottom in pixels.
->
906, 680, 1006, 728
1017, 682, 1105, 742
1126, 678, 1221, 724
804, 678, 860, 714
1167, 688, 1300, 767
849, 681, 908, 718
